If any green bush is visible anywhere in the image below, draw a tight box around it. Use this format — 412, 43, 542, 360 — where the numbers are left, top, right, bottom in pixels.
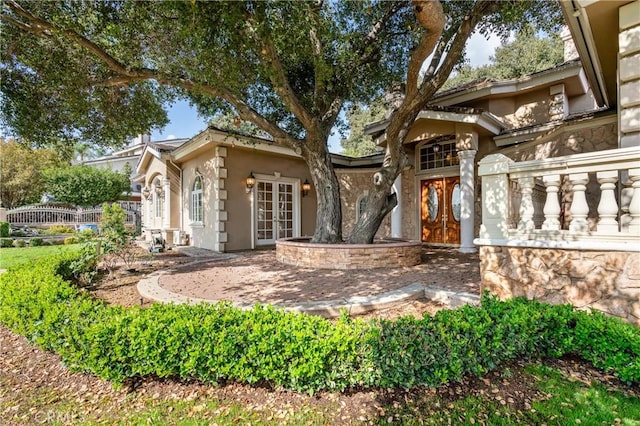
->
10, 230, 26, 237
0, 238, 13, 248
13, 239, 26, 248
64, 236, 78, 245
29, 237, 44, 247
0, 222, 9, 238
41, 225, 75, 235
0, 256, 638, 393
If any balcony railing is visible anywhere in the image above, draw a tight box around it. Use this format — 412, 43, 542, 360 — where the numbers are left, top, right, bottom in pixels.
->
476, 146, 640, 251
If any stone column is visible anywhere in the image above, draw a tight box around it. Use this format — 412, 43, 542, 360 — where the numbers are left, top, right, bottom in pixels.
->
163, 178, 171, 229
458, 149, 477, 253
477, 154, 514, 241
391, 173, 402, 238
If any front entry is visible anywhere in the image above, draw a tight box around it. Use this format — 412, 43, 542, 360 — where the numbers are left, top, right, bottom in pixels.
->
421, 177, 461, 244
255, 179, 298, 245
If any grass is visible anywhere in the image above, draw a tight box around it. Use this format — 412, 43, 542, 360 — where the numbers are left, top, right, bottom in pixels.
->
2, 361, 638, 425
379, 363, 640, 425
0, 244, 81, 270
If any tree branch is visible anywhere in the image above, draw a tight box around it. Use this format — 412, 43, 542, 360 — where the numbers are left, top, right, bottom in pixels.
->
245, 7, 315, 132
406, 0, 445, 95
4, 0, 299, 150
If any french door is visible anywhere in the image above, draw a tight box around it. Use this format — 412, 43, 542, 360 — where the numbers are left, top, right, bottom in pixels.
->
421, 176, 461, 244
255, 180, 298, 245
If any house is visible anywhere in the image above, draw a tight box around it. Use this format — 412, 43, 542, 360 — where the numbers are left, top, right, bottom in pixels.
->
130, 0, 639, 322
135, 129, 319, 251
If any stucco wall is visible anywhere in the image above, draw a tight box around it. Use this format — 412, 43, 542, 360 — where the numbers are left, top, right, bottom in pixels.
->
180, 153, 221, 251
141, 157, 180, 231
224, 146, 316, 251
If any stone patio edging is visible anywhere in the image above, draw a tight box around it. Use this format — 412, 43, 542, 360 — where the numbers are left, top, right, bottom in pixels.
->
137, 258, 481, 317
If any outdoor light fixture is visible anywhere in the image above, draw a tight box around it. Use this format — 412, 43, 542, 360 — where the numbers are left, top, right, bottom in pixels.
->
246, 172, 256, 193
302, 179, 312, 197
155, 185, 164, 198
142, 186, 151, 199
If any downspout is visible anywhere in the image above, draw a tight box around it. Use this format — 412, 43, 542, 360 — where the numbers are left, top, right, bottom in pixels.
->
169, 159, 183, 243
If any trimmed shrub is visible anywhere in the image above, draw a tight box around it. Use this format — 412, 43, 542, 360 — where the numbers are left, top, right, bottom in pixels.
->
0, 256, 638, 393
0, 238, 13, 248
29, 237, 44, 247
0, 222, 9, 238
13, 239, 26, 248
64, 236, 78, 245
40, 225, 75, 235
10, 230, 26, 237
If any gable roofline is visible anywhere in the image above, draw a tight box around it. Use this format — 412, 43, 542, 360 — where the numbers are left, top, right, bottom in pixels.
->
431, 59, 585, 105
364, 106, 506, 145
171, 126, 302, 163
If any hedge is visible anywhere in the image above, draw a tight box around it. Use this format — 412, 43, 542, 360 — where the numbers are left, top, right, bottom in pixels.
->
0, 254, 638, 393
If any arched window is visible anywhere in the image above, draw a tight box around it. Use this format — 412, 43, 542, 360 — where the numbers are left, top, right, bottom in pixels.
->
191, 176, 203, 223
356, 192, 368, 221
154, 180, 163, 218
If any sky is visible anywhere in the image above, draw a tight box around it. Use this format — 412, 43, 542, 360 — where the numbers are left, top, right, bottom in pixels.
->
151, 31, 503, 153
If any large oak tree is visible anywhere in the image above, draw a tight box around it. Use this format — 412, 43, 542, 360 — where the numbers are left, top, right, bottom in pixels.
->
1, 0, 562, 244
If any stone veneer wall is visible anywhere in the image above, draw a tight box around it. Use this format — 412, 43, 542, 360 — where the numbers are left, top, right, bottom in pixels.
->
337, 170, 391, 238
337, 168, 417, 241
480, 246, 640, 324
277, 238, 422, 269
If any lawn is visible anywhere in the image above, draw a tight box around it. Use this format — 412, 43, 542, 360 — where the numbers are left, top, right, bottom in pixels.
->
0, 244, 81, 269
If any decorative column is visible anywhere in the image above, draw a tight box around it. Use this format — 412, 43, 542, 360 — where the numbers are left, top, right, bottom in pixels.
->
542, 174, 562, 231
568, 173, 590, 232
477, 154, 513, 241
458, 149, 477, 253
596, 171, 619, 232
391, 173, 402, 238
628, 168, 640, 236
517, 177, 535, 233
162, 178, 171, 229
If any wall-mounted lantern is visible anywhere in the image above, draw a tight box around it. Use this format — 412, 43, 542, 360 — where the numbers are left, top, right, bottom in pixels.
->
142, 186, 151, 199
246, 172, 256, 193
155, 184, 164, 198
302, 179, 312, 197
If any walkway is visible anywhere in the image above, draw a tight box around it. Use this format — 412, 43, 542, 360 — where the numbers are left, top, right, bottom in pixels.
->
138, 247, 482, 317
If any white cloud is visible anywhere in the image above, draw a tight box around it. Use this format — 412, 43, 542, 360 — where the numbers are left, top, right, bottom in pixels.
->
167, 134, 177, 140
466, 31, 503, 67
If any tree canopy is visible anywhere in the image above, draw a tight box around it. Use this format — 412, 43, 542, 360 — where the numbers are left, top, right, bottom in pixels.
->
1, 0, 564, 243
441, 28, 564, 90
43, 164, 131, 207
340, 101, 386, 157
0, 138, 66, 208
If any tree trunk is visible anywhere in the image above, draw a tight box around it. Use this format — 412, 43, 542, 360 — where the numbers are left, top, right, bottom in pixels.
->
301, 141, 343, 244
346, 165, 399, 244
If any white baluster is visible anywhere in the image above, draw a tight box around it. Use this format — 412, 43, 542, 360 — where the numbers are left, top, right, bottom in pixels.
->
542, 174, 561, 231
628, 168, 640, 236
517, 176, 535, 232
569, 173, 590, 233
596, 171, 619, 233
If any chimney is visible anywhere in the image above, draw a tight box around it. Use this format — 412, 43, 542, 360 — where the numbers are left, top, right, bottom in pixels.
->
561, 26, 579, 61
